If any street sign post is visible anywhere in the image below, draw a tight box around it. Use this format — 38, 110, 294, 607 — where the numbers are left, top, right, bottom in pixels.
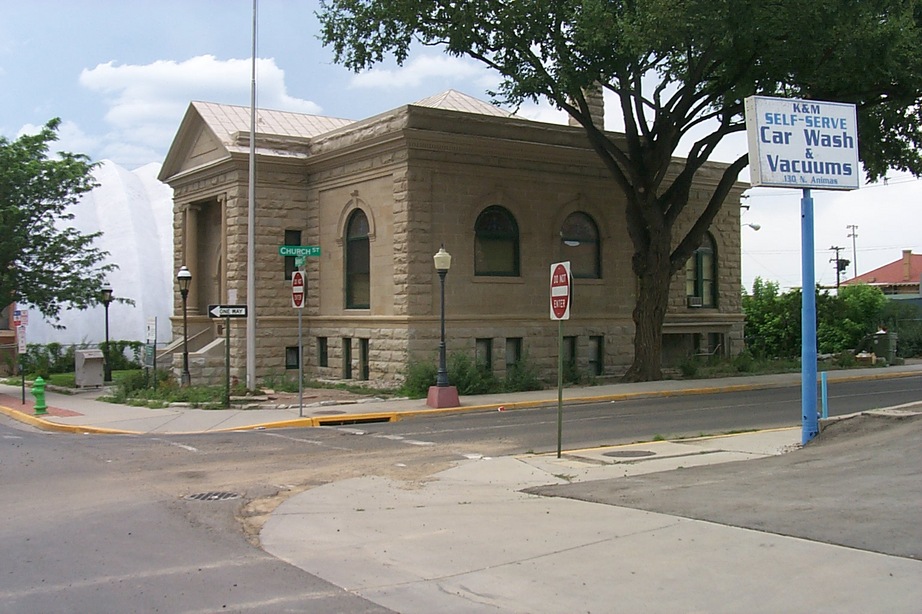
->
550, 262, 571, 321
549, 261, 572, 458
290, 270, 307, 416
291, 271, 305, 309
745, 96, 859, 446
207, 305, 246, 407
208, 305, 247, 318
17, 324, 26, 403
278, 245, 321, 258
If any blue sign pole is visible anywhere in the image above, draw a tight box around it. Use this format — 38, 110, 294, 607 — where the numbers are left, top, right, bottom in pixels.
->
801, 188, 819, 444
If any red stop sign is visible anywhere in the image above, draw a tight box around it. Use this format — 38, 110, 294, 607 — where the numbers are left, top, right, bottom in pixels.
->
550, 262, 571, 320
291, 271, 305, 309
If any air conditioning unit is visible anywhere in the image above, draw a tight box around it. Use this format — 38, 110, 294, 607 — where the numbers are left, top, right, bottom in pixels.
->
687, 296, 703, 308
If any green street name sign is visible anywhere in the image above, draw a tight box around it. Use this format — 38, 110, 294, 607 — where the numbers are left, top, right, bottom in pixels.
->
279, 245, 321, 258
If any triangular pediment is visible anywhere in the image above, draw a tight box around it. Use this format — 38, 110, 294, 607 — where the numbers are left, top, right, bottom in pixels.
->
185, 126, 223, 169
159, 103, 232, 182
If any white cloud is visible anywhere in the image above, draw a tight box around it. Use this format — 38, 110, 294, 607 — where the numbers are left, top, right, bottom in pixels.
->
77, 55, 322, 167
17, 120, 101, 159
349, 54, 495, 90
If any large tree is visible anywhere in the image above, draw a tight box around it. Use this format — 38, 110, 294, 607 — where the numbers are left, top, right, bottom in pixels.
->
318, 0, 922, 381
0, 119, 115, 325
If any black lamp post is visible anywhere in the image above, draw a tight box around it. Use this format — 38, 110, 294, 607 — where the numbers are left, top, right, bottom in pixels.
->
434, 246, 452, 387
177, 265, 192, 386
101, 284, 113, 383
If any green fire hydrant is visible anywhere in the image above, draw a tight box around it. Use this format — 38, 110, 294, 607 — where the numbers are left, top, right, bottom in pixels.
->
32, 376, 47, 416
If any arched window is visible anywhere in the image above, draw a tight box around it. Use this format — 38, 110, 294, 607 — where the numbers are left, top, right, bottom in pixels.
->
560, 212, 600, 278
686, 232, 717, 307
474, 205, 519, 276
345, 209, 370, 309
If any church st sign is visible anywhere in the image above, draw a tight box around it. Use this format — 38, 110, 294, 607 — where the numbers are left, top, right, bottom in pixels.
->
745, 96, 859, 190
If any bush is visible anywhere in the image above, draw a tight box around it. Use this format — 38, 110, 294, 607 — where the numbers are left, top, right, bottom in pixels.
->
401, 352, 545, 397
22, 340, 143, 378
401, 359, 438, 398
733, 350, 755, 373
678, 358, 699, 378
448, 353, 501, 395
504, 355, 544, 392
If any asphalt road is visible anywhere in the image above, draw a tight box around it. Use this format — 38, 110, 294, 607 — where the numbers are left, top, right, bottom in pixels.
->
1, 374, 919, 612
372, 373, 922, 453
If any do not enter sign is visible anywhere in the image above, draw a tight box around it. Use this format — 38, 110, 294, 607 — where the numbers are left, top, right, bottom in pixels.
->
550, 261, 571, 320
291, 270, 305, 309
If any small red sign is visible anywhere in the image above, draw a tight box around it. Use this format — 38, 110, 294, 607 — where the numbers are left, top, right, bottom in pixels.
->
291, 271, 305, 309
550, 262, 571, 320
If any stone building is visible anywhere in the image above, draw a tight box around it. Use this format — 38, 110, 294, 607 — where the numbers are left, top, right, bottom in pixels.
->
158, 90, 746, 387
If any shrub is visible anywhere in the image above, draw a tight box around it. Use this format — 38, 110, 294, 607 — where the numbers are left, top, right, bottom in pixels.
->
401, 359, 438, 398
448, 353, 501, 395
733, 350, 755, 373
504, 355, 544, 392
678, 358, 699, 378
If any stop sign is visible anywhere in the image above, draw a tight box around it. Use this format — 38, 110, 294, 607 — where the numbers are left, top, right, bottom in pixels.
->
550, 262, 571, 320
291, 270, 305, 309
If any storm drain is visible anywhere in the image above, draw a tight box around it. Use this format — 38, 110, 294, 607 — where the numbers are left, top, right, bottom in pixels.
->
603, 450, 656, 458
184, 491, 241, 502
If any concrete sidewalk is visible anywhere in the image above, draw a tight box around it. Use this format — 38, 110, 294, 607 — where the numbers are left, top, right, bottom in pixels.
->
261, 417, 922, 613
1, 363, 921, 434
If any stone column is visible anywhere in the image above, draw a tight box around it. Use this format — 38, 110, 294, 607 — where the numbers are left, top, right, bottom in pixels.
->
184, 203, 201, 314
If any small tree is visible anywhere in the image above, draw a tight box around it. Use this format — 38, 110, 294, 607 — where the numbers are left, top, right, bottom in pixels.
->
745, 279, 888, 358
0, 119, 115, 324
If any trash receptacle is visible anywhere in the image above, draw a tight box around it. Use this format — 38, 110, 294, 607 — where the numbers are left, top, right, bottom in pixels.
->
75, 349, 105, 387
872, 331, 898, 364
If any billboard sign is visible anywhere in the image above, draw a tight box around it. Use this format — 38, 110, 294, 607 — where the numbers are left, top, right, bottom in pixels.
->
745, 96, 859, 190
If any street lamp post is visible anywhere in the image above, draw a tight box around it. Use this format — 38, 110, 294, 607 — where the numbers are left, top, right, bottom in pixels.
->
177, 266, 192, 386
101, 285, 113, 383
427, 246, 459, 408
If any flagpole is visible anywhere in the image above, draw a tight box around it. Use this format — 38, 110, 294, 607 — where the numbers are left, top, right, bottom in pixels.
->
246, 0, 257, 390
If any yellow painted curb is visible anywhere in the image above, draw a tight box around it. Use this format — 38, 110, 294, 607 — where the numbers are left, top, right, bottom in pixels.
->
0, 404, 140, 435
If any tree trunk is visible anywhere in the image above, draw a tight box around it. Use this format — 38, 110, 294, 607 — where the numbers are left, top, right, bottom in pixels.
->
622, 237, 673, 382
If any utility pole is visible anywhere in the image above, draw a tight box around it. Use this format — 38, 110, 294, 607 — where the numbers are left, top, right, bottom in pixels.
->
829, 245, 848, 290
846, 224, 858, 278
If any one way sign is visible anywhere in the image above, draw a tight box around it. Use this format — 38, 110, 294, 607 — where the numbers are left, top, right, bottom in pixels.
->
208, 304, 247, 318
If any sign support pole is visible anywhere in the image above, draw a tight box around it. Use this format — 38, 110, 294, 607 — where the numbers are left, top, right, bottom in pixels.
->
298, 301, 303, 417
801, 188, 819, 444
225, 315, 231, 408
557, 319, 563, 459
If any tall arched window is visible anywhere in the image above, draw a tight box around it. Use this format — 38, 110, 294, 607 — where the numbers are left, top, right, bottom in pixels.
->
345, 209, 370, 309
474, 205, 519, 276
560, 212, 600, 278
686, 232, 717, 307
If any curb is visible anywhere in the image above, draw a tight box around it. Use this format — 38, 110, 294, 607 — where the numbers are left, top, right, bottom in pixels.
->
2, 367, 919, 435
0, 404, 141, 435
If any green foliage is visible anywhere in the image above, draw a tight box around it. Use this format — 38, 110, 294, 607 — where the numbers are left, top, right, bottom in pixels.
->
447, 353, 502, 395
400, 360, 439, 398
504, 355, 544, 392
742, 278, 802, 359
400, 352, 544, 398
22, 342, 75, 378
0, 119, 121, 323
106, 372, 229, 408
21, 341, 142, 378
319, 0, 922, 381
880, 300, 922, 358
744, 279, 893, 358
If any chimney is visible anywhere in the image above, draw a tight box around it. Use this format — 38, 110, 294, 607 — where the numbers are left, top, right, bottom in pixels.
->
902, 249, 912, 281
569, 84, 605, 130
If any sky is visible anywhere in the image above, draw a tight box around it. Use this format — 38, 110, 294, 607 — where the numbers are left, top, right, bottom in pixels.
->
2, 0, 920, 294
